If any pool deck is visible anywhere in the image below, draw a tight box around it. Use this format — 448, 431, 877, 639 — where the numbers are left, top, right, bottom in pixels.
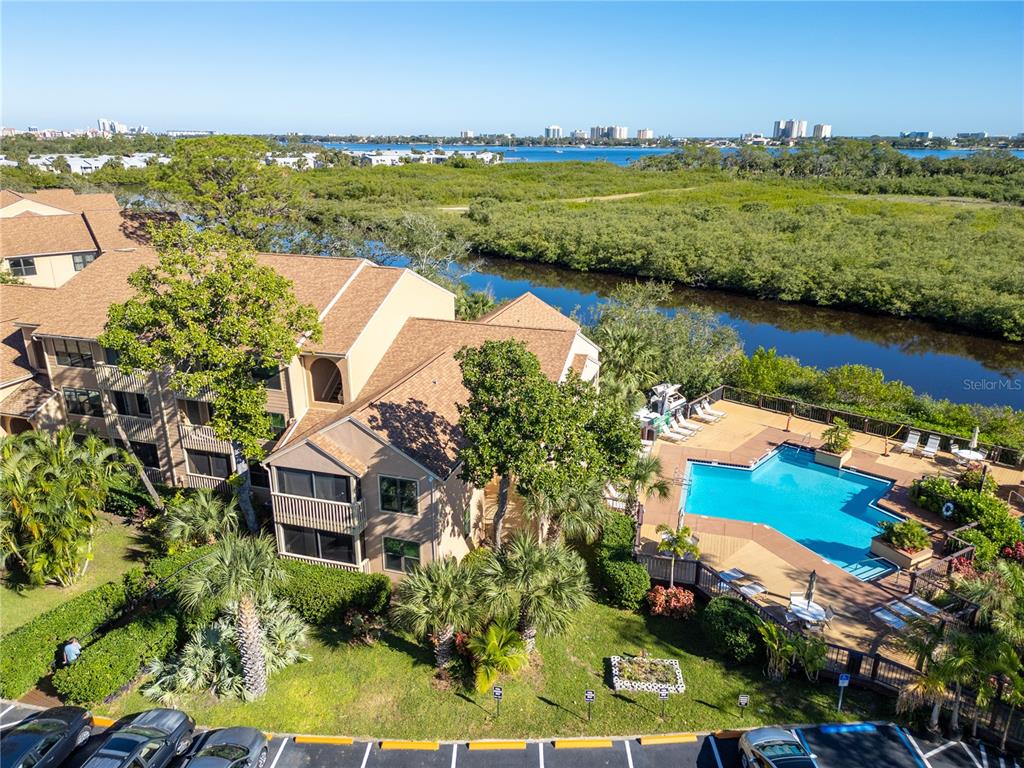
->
639, 400, 1023, 658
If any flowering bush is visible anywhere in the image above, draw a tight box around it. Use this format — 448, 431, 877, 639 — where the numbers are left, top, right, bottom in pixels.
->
1001, 541, 1024, 563
646, 585, 697, 619
950, 555, 977, 577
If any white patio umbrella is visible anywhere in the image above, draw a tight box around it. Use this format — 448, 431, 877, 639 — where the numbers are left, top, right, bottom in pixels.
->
804, 570, 817, 603
969, 426, 980, 450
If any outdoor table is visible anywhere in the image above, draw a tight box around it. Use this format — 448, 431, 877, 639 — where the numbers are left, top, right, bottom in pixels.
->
789, 596, 827, 624
953, 448, 986, 462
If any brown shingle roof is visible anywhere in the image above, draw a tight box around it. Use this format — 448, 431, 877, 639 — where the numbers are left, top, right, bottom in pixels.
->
13, 189, 121, 214
308, 433, 369, 476
81, 210, 145, 252
1, 213, 98, 258
309, 264, 404, 355
481, 292, 580, 332
1, 283, 55, 383
0, 377, 55, 418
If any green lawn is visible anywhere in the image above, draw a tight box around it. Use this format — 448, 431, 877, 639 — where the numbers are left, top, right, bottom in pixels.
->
99, 602, 892, 739
1, 515, 144, 634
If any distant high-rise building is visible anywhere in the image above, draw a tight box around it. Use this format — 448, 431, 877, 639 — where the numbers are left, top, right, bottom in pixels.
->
544, 125, 562, 139
900, 131, 933, 139
606, 126, 628, 140
956, 132, 988, 140
772, 120, 785, 139
778, 119, 808, 140
570, 129, 586, 140
589, 126, 607, 141
812, 123, 832, 139
636, 128, 654, 140
460, 130, 475, 139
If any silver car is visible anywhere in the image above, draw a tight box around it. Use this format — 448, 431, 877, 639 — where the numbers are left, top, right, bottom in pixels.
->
184, 728, 269, 768
738, 727, 817, 768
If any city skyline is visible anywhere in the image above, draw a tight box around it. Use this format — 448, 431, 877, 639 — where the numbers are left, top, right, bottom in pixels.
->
2, 2, 1021, 136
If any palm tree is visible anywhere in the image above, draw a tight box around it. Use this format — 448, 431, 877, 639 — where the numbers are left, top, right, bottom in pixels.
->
0, 428, 130, 585
955, 560, 1024, 647
593, 323, 659, 406
999, 674, 1024, 754
966, 632, 1015, 741
480, 532, 590, 653
163, 489, 241, 549
897, 616, 950, 733
618, 455, 669, 521
465, 623, 528, 694
177, 534, 285, 699
938, 630, 975, 735
523, 477, 609, 545
391, 557, 483, 670
655, 522, 700, 588
897, 663, 948, 733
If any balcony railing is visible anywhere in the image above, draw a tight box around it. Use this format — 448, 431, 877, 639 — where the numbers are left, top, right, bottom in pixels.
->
179, 423, 233, 454
95, 364, 151, 394
186, 473, 229, 491
271, 492, 367, 534
114, 413, 156, 442
279, 551, 369, 573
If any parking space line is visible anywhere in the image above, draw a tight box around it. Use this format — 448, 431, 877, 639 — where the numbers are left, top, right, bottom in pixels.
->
359, 742, 372, 768
960, 742, 983, 768
924, 742, 957, 758
901, 730, 931, 768
380, 740, 439, 751
998, 757, 1005, 768
708, 735, 724, 768
267, 737, 288, 768
450, 742, 457, 768
552, 739, 613, 749
294, 736, 354, 745
0, 704, 17, 720
639, 734, 698, 745
538, 741, 545, 768
981, 743, 989, 768
624, 740, 634, 768
467, 742, 527, 750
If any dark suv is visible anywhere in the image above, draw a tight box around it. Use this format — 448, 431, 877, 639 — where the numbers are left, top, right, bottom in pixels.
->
78, 709, 195, 768
0, 706, 93, 768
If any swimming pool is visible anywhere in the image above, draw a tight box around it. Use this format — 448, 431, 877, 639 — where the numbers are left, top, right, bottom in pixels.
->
684, 446, 900, 580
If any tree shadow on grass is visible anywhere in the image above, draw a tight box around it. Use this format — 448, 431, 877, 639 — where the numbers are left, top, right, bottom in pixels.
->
611, 692, 659, 717
456, 692, 492, 716
377, 632, 436, 668
537, 696, 585, 721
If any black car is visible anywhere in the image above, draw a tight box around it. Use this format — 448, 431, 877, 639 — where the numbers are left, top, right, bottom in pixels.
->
1, 706, 93, 768
185, 728, 268, 768
79, 709, 195, 768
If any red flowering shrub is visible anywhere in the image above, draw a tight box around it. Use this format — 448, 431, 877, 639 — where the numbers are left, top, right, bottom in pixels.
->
646, 586, 697, 619
1001, 541, 1024, 563
454, 631, 471, 658
951, 555, 977, 577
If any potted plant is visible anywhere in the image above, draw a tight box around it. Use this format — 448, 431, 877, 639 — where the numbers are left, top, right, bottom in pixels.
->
815, 418, 853, 468
870, 519, 933, 570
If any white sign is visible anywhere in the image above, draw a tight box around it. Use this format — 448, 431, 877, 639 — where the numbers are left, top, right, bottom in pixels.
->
492, 686, 503, 700
585, 690, 596, 702
838, 674, 850, 688
659, 688, 670, 701
738, 694, 750, 707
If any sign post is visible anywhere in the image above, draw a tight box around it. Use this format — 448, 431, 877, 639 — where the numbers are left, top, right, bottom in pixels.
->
659, 688, 669, 719
585, 690, 595, 722
493, 685, 503, 718
837, 674, 850, 712
738, 694, 750, 721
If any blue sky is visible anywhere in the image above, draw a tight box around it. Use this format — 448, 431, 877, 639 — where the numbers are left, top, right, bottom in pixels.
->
3, 2, 1021, 137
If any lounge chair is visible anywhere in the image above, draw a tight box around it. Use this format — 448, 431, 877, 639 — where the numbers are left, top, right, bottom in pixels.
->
902, 594, 941, 616
899, 429, 921, 454
702, 399, 727, 419
871, 607, 907, 631
920, 434, 941, 459
671, 414, 704, 432
719, 568, 748, 582
887, 600, 921, 620
738, 582, 767, 599
659, 429, 688, 443
690, 404, 720, 424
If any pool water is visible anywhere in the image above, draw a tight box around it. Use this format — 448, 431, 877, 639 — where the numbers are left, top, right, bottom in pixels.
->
684, 446, 899, 580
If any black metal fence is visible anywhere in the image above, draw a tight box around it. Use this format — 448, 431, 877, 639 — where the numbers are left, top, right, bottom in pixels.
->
635, 552, 1024, 750
697, 385, 1023, 469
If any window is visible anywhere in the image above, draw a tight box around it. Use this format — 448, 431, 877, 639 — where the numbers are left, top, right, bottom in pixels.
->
276, 468, 350, 503
53, 339, 94, 368
257, 364, 282, 390
72, 252, 97, 271
112, 390, 132, 416
279, 525, 355, 564
103, 347, 121, 365
112, 391, 151, 417
182, 400, 208, 425
281, 524, 318, 558
9, 257, 36, 277
186, 449, 230, 478
268, 412, 286, 438
318, 531, 355, 564
63, 387, 102, 417
130, 442, 160, 469
249, 462, 270, 488
136, 393, 151, 416
379, 476, 418, 515
384, 537, 420, 573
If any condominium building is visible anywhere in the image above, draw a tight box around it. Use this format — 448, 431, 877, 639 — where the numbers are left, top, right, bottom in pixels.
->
772, 120, 785, 139
0, 196, 600, 577
589, 126, 607, 141
544, 125, 562, 139
570, 129, 587, 140
459, 131, 475, 139
900, 131, 933, 139
812, 123, 832, 139
606, 126, 628, 140
956, 132, 988, 141
636, 128, 654, 140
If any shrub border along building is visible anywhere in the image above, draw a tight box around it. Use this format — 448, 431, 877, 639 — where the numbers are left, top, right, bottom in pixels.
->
0, 581, 128, 698
275, 558, 392, 625
592, 513, 651, 610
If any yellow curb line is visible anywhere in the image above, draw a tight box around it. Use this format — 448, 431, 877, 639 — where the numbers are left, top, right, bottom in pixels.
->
468, 741, 528, 751
264, 734, 274, 741
639, 734, 698, 745
379, 741, 439, 751
293, 736, 354, 745
553, 739, 614, 749
92, 717, 115, 727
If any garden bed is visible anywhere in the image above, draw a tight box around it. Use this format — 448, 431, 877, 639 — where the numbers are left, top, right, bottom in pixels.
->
609, 655, 685, 694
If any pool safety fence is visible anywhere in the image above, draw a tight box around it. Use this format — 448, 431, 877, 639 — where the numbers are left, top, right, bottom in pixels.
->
633, 552, 1024, 751
691, 385, 1023, 469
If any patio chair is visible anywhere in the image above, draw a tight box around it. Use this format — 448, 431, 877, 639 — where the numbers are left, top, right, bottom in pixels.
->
871, 607, 907, 631
658, 429, 688, 443
920, 434, 941, 459
702, 399, 727, 419
902, 594, 941, 617
689, 404, 719, 424
672, 413, 704, 432
887, 600, 921, 620
899, 429, 921, 454
719, 568, 748, 582
784, 610, 801, 626
823, 605, 836, 626
665, 426, 695, 441
738, 582, 767, 599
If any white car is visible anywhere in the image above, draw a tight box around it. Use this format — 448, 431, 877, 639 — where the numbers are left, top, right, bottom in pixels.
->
738, 727, 817, 768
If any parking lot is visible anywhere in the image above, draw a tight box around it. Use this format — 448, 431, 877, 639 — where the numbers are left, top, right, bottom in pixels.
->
2, 700, 1021, 768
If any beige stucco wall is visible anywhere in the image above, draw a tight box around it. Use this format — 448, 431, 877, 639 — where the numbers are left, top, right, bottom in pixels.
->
2, 253, 93, 289
345, 272, 455, 400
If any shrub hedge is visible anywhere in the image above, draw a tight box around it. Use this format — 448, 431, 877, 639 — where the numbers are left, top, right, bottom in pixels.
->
701, 595, 763, 663
912, 476, 1020, 548
52, 612, 179, 704
275, 558, 392, 625
0, 581, 128, 698
590, 512, 651, 610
